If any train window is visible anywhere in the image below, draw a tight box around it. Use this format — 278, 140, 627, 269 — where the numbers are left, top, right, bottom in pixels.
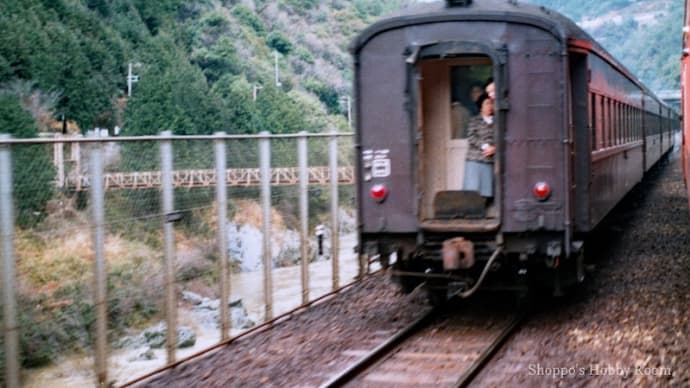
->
625, 105, 628, 142
611, 100, 615, 146
611, 101, 616, 146
623, 105, 627, 143
639, 109, 643, 139
614, 101, 619, 145
603, 97, 612, 147
631, 108, 635, 141
612, 101, 617, 145
614, 100, 619, 145
627, 105, 631, 142
597, 96, 606, 149
588, 93, 597, 151
621, 103, 625, 144
629, 106, 633, 141
620, 103, 624, 144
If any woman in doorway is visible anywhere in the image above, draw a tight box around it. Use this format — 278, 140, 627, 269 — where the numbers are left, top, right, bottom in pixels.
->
463, 93, 495, 199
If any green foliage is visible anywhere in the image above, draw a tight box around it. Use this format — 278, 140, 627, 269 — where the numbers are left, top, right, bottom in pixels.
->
254, 84, 311, 134
295, 47, 315, 64
352, 0, 385, 18
86, 0, 111, 17
131, 0, 185, 35
527, 0, 680, 90
0, 0, 126, 130
285, 0, 319, 15
124, 56, 225, 137
266, 31, 293, 55
304, 78, 341, 114
18, 285, 95, 367
0, 95, 54, 228
232, 5, 265, 35
191, 37, 241, 83
211, 75, 260, 134
17, 260, 162, 367
595, 1, 682, 90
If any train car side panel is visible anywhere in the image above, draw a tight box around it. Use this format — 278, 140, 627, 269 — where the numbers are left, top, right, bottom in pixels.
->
644, 96, 662, 171
586, 54, 645, 229
682, 0, 690, 210
357, 30, 417, 233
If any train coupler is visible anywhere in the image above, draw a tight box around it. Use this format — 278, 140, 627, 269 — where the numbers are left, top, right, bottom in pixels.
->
441, 237, 475, 270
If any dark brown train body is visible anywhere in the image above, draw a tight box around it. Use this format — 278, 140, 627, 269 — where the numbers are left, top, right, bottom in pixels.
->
351, 0, 679, 300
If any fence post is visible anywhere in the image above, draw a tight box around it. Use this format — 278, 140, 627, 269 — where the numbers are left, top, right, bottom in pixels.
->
214, 133, 230, 339
0, 135, 19, 388
329, 131, 339, 290
259, 132, 273, 321
73, 140, 82, 191
54, 134, 65, 189
160, 131, 177, 364
88, 132, 108, 387
298, 132, 309, 304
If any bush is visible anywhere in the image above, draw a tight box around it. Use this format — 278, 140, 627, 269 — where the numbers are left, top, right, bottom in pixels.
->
295, 47, 315, 64
304, 78, 341, 114
266, 31, 293, 55
285, 0, 319, 15
232, 5, 265, 35
16, 232, 164, 367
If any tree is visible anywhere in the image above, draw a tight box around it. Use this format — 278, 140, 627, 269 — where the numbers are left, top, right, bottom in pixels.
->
122, 52, 226, 172
0, 95, 54, 228
266, 32, 293, 55
212, 74, 260, 134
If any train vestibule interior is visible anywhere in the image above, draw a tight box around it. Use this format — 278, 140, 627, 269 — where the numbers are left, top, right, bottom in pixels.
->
417, 56, 497, 222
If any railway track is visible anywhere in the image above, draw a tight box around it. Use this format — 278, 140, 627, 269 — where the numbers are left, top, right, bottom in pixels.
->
319, 303, 525, 388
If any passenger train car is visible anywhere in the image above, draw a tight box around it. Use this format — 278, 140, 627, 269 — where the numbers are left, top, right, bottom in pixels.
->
683, 0, 690, 209
352, 0, 679, 302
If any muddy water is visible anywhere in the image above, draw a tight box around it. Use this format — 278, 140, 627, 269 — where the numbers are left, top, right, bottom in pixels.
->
22, 233, 365, 387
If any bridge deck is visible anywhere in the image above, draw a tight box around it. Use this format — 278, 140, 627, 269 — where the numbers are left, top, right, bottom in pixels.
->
66, 166, 355, 191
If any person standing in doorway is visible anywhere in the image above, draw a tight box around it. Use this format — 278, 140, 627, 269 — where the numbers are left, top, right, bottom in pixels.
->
463, 93, 495, 199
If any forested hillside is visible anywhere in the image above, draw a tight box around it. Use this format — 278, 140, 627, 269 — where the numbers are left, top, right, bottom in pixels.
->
0, 0, 414, 136
0, 0, 681, 136
528, 0, 680, 91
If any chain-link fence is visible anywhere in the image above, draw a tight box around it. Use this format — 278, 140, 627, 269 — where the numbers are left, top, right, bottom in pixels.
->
0, 131, 361, 387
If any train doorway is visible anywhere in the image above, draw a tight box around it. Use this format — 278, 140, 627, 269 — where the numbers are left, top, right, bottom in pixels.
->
417, 56, 497, 226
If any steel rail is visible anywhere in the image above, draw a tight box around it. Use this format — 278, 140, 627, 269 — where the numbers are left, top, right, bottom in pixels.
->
454, 312, 526, 388
120, 269, 383, 388
320, 309, 525, 388
319, 307, 437, 388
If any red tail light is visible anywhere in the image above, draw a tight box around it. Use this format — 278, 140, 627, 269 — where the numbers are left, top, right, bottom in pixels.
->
370, 184, 388, 202
533, 181, 551, 201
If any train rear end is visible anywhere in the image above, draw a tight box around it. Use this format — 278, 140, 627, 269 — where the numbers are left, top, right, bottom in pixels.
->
353, 1, 581, 302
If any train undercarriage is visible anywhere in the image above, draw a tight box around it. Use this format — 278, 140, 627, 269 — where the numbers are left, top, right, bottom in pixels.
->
364, 232, 586, 304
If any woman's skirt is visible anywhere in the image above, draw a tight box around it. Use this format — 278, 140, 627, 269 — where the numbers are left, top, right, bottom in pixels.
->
463, 160, 493, 198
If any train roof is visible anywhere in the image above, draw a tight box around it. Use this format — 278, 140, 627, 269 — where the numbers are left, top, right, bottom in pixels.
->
352, 0, 592, 52
351, 0, 666, 107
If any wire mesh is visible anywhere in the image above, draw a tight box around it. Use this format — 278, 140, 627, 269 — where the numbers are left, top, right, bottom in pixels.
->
2, 133, 357, 387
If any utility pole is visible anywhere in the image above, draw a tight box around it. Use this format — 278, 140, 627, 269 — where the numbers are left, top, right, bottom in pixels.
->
274, 51, 282, 88
127, 63, 140, 97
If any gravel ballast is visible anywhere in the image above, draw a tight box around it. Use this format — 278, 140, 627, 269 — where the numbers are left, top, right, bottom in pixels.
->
474, 153, 689, 387
136, 153, 689, 388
